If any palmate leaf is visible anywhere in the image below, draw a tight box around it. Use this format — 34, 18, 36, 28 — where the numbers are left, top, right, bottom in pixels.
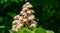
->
45, 30, 54, 33
22, 28, 32, 33
17, 28, 23, 33
17, 28, 32, 33
9, 30, 17, 33
33, 27, 46, 33
10, 28, 55, 33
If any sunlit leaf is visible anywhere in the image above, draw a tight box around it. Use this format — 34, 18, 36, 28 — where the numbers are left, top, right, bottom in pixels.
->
45, 30, 54, 33
22, 28, 32, 33
34, 27, 46, 33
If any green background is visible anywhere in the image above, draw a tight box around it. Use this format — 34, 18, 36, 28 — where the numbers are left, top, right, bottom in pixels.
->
0, 0, 60, 33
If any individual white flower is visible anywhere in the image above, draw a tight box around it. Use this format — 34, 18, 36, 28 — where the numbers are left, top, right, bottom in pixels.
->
28, 15, 35, 20
26, 4, 33, 8
12, 25, 17, 30
20, 11, 24, 14
22, 13, 27, 15
22, 7, 28, 11
17, 21, 23, 27
31, 10, 35, 13
12, 20, 19, 25
19, 16, 23, 21
17, 23, 23, 29
23, 4, 26, 8
22, 13, 27, 18
27, 10, 32, 14
26, 2, 30, 5
23, 2, 33, 8
19, 23, 23, 27
14, 15, 20, 20
23, 18, 28, 22
15, 27, 18, 31
30, 23, 36, 28
31, 20, 37, 24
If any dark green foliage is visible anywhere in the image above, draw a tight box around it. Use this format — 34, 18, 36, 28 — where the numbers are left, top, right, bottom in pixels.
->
0, 0, 60, 33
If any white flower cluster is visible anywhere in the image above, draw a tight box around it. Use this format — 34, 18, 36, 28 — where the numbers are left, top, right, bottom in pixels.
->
12, 2, 37, 31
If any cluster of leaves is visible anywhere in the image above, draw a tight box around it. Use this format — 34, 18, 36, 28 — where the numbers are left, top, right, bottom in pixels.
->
10, 27, 54, 33
0, 0, 60, 33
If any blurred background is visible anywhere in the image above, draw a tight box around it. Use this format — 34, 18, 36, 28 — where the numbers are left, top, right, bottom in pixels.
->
0, 0, 60, 33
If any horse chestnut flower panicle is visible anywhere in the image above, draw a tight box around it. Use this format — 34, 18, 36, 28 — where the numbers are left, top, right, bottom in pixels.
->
12, 2, 37, 32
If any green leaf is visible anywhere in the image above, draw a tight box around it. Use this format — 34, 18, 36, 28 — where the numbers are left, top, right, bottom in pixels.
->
14, 0, 20, 3
9, 30, 17, 33
18, 28, 23, 33
45, 30, 54, 33
17, 28, 32, 33
0, 17, 3, 22
33, 27, 46, 33
29, 0, 41, 6
3, 0, 12, 7
22, 28, 32, 33
7, 12, 16, 17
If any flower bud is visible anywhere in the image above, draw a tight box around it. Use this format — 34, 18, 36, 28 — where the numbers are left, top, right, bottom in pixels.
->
23, 2, 33, 8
